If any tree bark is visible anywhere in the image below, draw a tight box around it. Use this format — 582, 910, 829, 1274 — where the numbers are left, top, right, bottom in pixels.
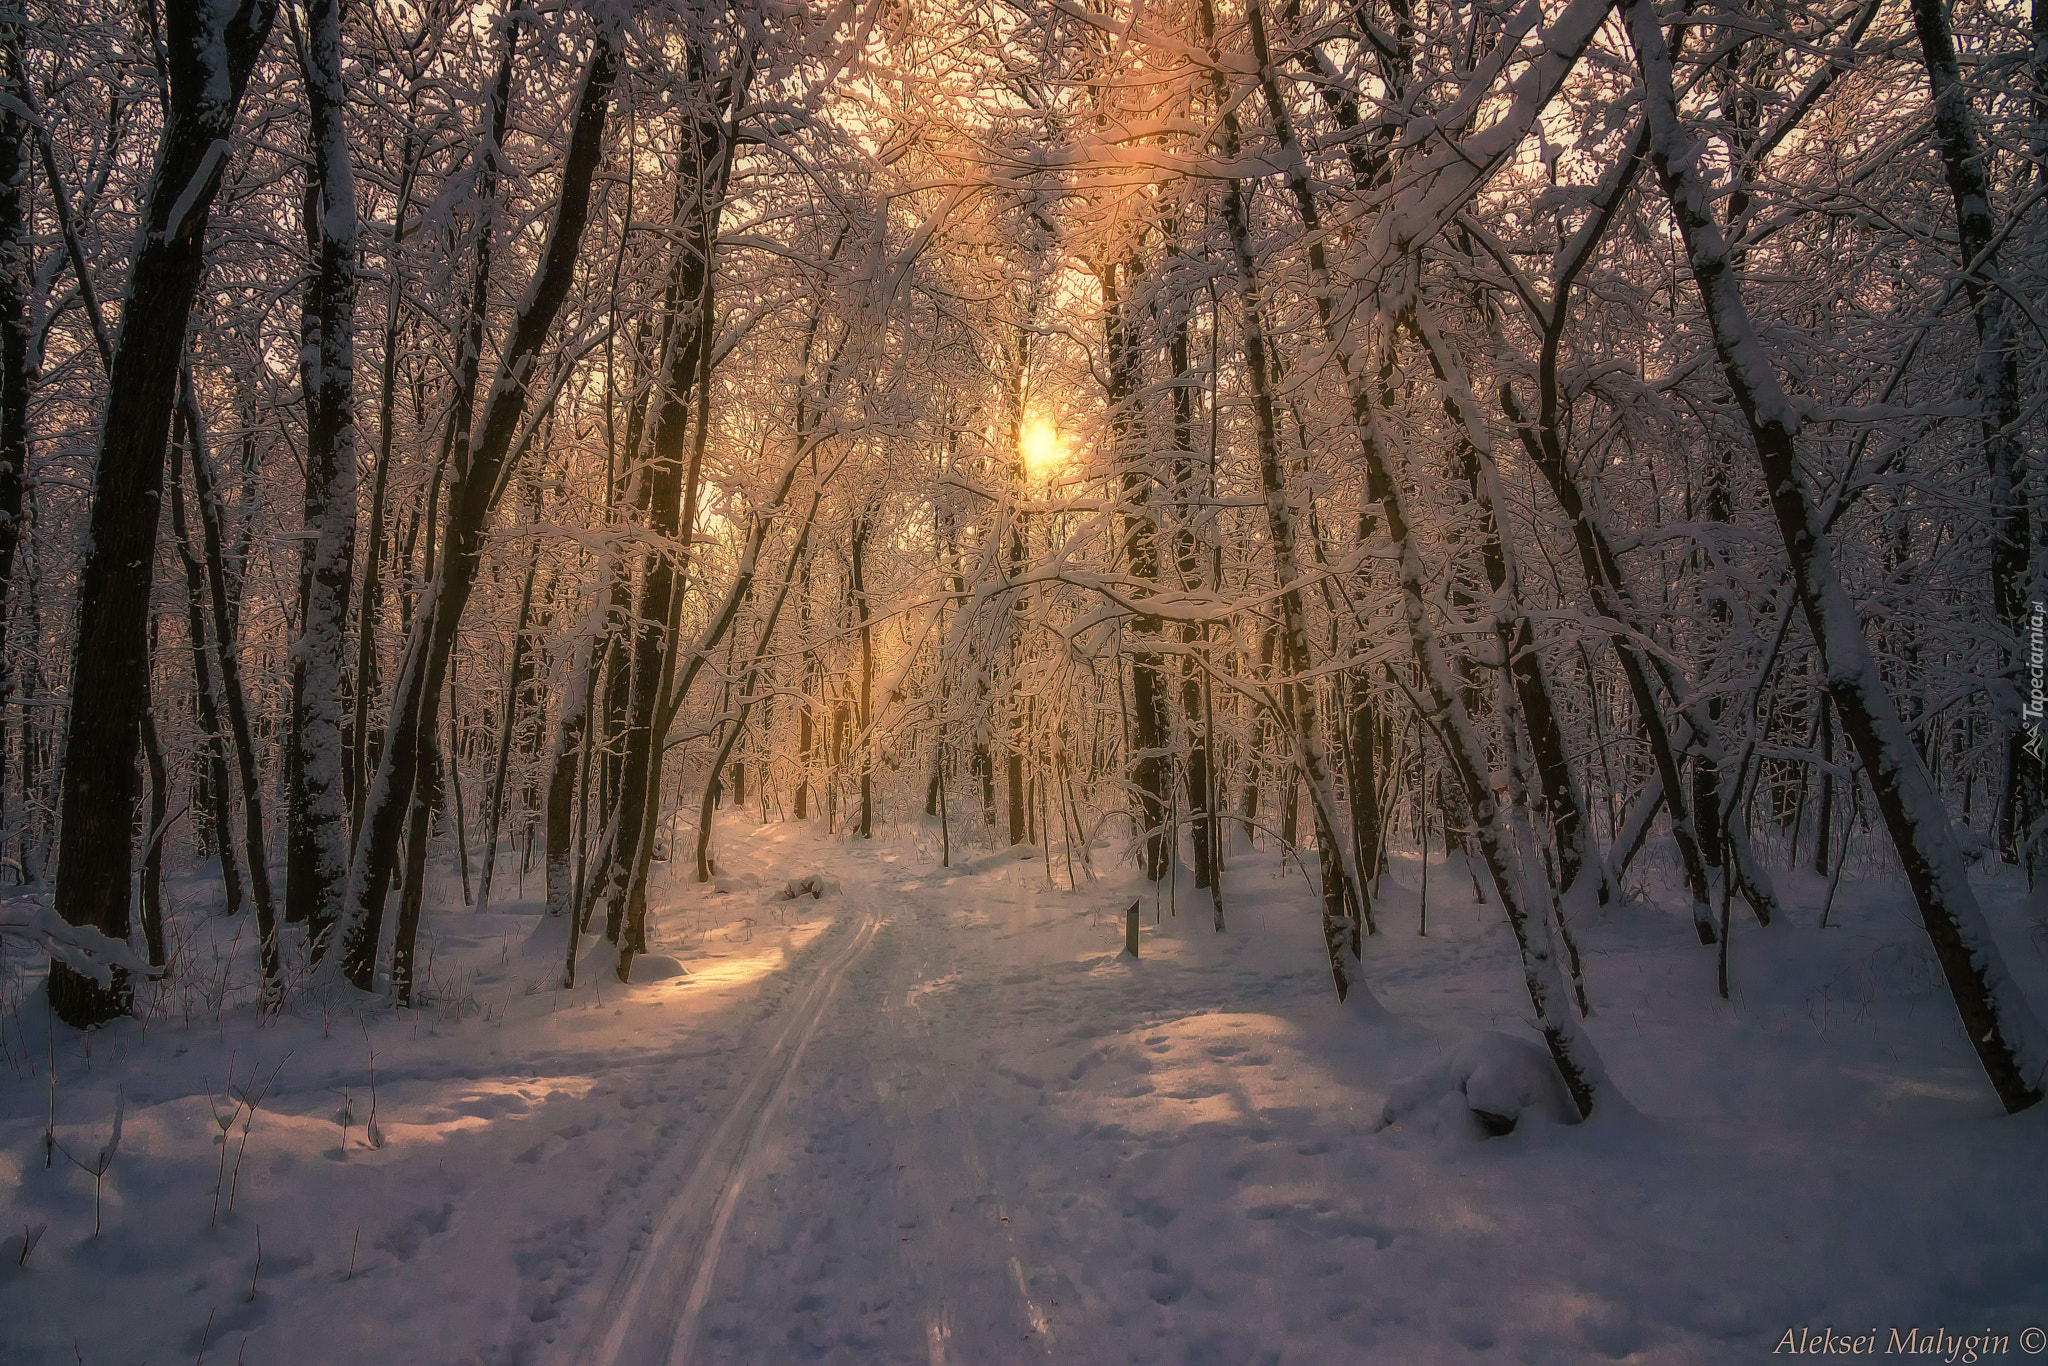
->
0, 31, 27, 763
48, 0, 279, 1028
1207, 0, 1361, 999
169, 420, 243, 915
288, 0, 360, 950
339, 23, 619, 990
186, 371, 282, 1010
1628, 0, 2048, 1112
1238, 0, 1612, 1108
848, 510, 873, 838
1104, 257, 1171, 880
478, 508, 541, 913
1907, 0, 2038, 879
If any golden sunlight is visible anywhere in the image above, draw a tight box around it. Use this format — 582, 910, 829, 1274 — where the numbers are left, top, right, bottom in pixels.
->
1019, 414, 1065, 480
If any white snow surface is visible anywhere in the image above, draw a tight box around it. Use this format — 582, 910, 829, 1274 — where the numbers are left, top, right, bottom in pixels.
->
3, 821, 2046, 1364
1377, 1031, 1579, 1137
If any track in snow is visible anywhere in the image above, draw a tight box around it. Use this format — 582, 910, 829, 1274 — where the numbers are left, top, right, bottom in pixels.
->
572, 905, 881, 1366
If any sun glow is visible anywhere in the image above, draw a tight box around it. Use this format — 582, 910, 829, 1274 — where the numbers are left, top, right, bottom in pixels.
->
1019, 414, 1065, 481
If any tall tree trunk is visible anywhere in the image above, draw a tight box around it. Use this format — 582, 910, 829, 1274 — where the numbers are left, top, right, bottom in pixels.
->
48, 0, 279, 1028
796, 547, 816, 820
1167, 298, 1218, 894
852, 506, 876, 839
546, 607, 605, 928
696, 501, 820, 879
139, 670, 169, 973
1408, 306, 1598, 913
1814, 691, 1836, 876
169, 429, 244, 915
389, 729, 441, 1007
478, 511, 541, 912
1104, 258, 1171, 880
1238, 0, 1612, 1108
339, 24, 619, 991
0, 33, 27, 791
1907, 0, 2038, 880
1488, 95, 1723, 940
353, 132, 421, 836
1628, 0, 2048, 1112
1001, 301, 1038, 850
1212, 0, 1364, 999
288, 0, 360, 950
607, 45, 752, 963
186, 371, 283, 1010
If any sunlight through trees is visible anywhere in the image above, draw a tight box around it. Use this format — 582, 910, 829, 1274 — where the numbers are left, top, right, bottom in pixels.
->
1, 0, 2042, 1116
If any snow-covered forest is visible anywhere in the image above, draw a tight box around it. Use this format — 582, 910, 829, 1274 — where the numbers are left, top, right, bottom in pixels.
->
2, 0, 2046, 1360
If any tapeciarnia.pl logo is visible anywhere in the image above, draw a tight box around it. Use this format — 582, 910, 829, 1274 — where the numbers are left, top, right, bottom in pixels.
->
2025, 600, 2046, 763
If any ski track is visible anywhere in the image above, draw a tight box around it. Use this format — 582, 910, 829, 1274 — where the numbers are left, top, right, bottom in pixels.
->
684, 871, 1064, 1364
675, 854, 1326, 1365
574, 903, 882, 1366
586, 859, 1074, 1365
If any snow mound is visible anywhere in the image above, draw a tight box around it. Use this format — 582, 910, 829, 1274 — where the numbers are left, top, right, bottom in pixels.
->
631, 953, 689, 980
772, 874, 836, 901
1376, 1032, 1578, 1138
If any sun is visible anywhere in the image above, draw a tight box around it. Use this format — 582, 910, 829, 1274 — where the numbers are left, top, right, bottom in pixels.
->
1019, 414, 1065, 481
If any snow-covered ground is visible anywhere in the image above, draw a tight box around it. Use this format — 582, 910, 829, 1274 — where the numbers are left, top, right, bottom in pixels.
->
3, 821, 2046, 1364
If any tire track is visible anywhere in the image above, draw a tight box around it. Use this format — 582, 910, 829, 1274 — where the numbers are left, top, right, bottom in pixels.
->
570, 905, 881, 1366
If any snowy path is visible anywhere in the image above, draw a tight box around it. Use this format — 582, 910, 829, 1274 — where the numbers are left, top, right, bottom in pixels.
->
646, 845, 1350, 1364
579, 906, 880, 1366
7, 824, 2047, 1365
679, 870, 1064, 1365
586, 853, 1072, 1366
569, 836, 2048, 1366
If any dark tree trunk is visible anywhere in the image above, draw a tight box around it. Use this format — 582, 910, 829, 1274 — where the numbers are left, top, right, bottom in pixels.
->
186, 372, 283, 1010
1208, 0, 1361, 995
169, 426, 243, 915
1236, 0, 1609, 1107
607, 48, 747, 961
1167, 303, 1218, 895
353, 132, 420, 837
288, 0, 360, 949
546, 630, 602, 929
0, 39, 26, 769
796, 552, 816, 821
1104, 258, 1171, 880
390, 732, 441, 1008
1007, 730, 1026, 846
852, 508, 876, 839
1629, 0, 2048, 1112
1411, 310, 1596, 909
1344, 670, 1382, 893
478, 520, 541, 912
1814, 691, 1835, 876
339, 26, 618, 990
139, 697, 169, 972
1907, 0, 2037, 879
341, 14, 516, 975
48, 0, 279, 1028
695, 508, 816, 881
